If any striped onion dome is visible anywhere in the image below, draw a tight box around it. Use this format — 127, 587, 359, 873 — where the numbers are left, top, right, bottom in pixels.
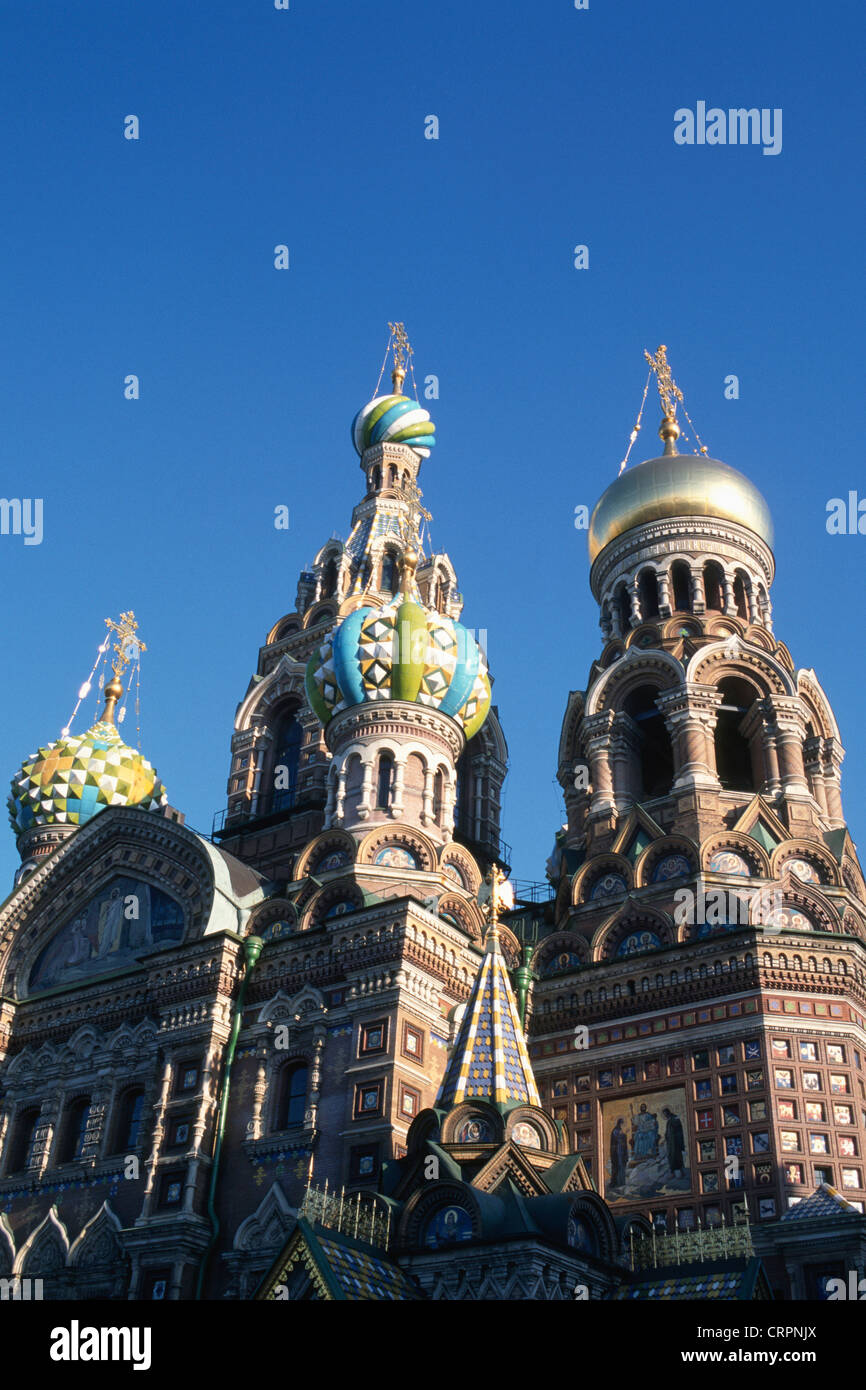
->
437, 923, 540, 1111
351, 393, 436, 459
305, 571, 490, 739
8, 717, 167, 837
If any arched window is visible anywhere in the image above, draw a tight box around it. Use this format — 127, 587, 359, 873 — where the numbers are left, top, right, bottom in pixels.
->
733, 571, 750, 620
670, 561, 692, 613
112, 1087, 145, 1153
614, 584, 632, 634
703, 562, 724, 612
6, 1107, 40, 1174
637, 569, 660, 620
381, 550, 399, 594
322, 557, 339, 598
272, 706, 303, 812
714, 677, 757, 792
377, 753, 395, 809
274, 1062, 308, 1130
432, 769, 445, 825
57, 1097, 92, 1165
370, 465, 381, 491
623, 684, 675, 799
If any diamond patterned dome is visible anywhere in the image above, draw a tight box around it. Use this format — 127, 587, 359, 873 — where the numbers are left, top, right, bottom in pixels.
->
8, 717, 167, 836
305, 595, 491, 738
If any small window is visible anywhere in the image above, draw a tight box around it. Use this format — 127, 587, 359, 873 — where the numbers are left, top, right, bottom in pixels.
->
57, 1097, 92, 1165
112, 1087, 145, 1153
376, 753, 395, 809
274, 1062, 308, 1130
6, 1107, 40, 1174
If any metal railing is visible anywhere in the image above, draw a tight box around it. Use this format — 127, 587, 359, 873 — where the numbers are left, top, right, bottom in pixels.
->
629, 1212, 753, 1272
299, 1181, 391, 1251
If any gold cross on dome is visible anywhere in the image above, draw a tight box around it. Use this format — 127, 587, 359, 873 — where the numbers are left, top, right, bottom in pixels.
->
644, 344, 684, 420
104, 611, 146, 680
388, 321, 412, 375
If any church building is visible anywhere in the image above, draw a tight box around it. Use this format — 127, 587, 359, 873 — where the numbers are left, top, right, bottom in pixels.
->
1, 333, 864, 1302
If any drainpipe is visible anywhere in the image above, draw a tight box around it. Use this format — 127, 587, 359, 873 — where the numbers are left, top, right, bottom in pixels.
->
514, 945, 534, 1031
195, 934, 263, 1300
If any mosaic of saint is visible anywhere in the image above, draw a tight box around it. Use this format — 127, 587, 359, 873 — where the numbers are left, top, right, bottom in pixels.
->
28, 876, 185, 993
602, 1087, 690, 1205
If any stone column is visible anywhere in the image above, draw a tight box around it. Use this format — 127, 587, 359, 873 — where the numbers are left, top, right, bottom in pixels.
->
822, 737, 846, 825
306, 1027, 326, 1131
582, 712, 617, 818
691, 567, 706, 614
722, 572, 736, 616
767, 698, 810, 798
248, 1049, 269, 1142
141, 1058, 172, 1217
420, 767, 433, 825
802, 737, 829, 814
628, 577, 641, 628
609, 713, 641, 810
657, 570, 672, 618
743, 702, 779, 797
31, 1093, 61, 1178
357, 759, 374, 820
391, 758, 406, 817
334, 763, 347, 823
657, 685, 720, 790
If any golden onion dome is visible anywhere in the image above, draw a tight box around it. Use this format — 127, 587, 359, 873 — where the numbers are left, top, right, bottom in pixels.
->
588, 452, 774, 563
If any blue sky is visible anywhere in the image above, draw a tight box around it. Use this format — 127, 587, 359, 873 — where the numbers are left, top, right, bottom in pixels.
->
1, 0, 864, 888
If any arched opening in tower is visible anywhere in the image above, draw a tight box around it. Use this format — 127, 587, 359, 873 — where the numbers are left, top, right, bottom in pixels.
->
670, 561, 692, 614
614, 584, 631, 633
271, 704, 303, 812
703, 562, 724, 612
623, 685, 675, 800
733, 570, 750, 620
381, 549, 399, 595
637, 569, 660, 620
714, 677, 757, 792
322, 557, 339, 599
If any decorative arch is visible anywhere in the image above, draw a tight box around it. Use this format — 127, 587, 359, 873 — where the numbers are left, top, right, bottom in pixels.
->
750, 879, 840, 936
399, 1181, 481, 1250
634, 836, 698, 889
356, 823, 439, 872
68, 1201, 123, 1269
686, 640, 794, 697
438, 844, 482, 896
435, 893, 484, 942
14, 1207, 70, 1278
572, 853, 632, 907
771, 841, 840, 888
247, 899, 300, 942
700, 832, 772, 879
593, 903, 674, 962
532, 932, 591, 977
505, 1104, 563, 1155
796, 670, 841, 742
232, 1181, 296, 1253
440, 1100, 505, 1146
302, 881, 365, 928
585, 646, 683, 717
294, 829, 357, 881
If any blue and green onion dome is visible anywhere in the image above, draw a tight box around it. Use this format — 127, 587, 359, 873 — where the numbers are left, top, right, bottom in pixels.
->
352, 394, 436, 459
306, 568, 490, 739
8, 697, 167, 838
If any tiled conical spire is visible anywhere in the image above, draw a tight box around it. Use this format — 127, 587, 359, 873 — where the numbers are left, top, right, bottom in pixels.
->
437, 910, 540, 1112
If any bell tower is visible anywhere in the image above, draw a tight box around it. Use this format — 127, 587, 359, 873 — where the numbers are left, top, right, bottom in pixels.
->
214, 326, 508, 879
528, 349, 866, 1254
